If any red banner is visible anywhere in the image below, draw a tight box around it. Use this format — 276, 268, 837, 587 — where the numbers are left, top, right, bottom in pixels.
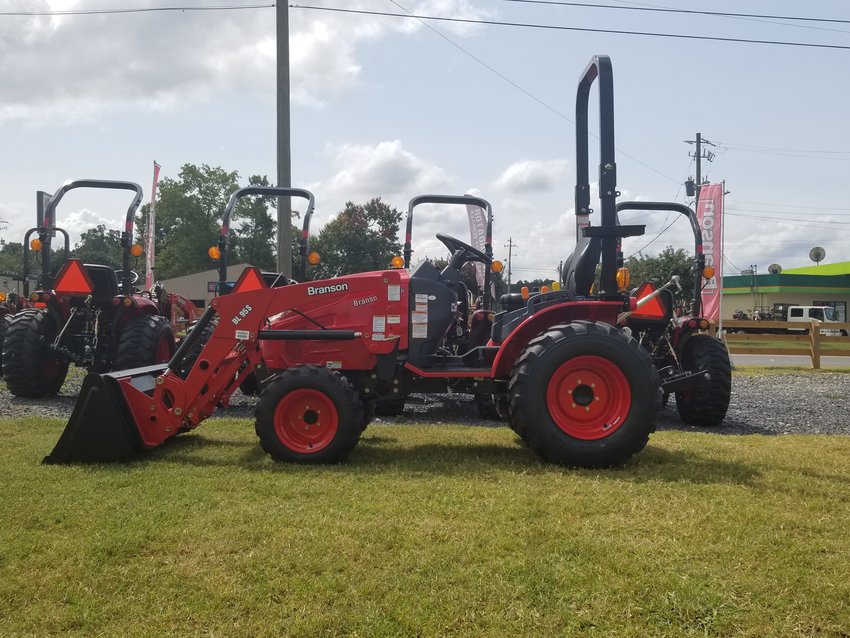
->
145, 161, 161, 290
696, 182, 723, 322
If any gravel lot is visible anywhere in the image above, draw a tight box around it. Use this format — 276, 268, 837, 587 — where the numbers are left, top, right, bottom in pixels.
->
2, 368, 848, 436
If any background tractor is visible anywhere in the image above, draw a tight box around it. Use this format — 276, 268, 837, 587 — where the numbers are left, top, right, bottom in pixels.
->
3, 179, 199, 398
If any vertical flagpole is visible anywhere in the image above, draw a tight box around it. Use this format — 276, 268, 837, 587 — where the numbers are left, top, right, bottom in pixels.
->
145, 161, 161, 290
718, 180, 726, 334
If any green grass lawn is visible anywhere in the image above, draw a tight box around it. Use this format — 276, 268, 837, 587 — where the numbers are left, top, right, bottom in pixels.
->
2, 417, 849, 637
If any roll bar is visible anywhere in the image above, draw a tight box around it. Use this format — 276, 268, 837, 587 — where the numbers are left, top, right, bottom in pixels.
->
575, 55, 621, 295
217, 187, 316, 283
31, 179, 144, 294
402, 194, 494, 309
616, 201, 705, 316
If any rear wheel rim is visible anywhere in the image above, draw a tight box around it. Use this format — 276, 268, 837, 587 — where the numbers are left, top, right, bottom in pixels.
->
273, 389, 339, 453
546, 355, 631, 440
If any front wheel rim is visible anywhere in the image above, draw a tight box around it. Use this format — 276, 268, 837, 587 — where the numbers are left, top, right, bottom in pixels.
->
546, 355, 632, 440
273, 388, 339, 453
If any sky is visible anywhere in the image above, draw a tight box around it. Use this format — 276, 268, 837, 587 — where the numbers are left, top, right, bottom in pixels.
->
2, 0, 850, 285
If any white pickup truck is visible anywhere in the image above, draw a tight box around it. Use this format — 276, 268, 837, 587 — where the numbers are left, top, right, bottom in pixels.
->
786, 305, 847, 336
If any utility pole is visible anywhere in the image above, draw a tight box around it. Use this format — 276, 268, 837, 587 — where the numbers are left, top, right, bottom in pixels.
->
504, 238, 516, 291
557, 259, 564, 281
276, 1, 292, 276
684, 132, 716, 203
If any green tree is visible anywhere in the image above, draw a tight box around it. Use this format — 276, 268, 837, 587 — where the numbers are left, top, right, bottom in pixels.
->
310, 198, 402, 279
73, 225, 125, 270
0, 242, 24, 278
135, 165, 306, 280
625, 246, 696, 306
514, 278, 552, 293
135, 164, 241, 280
230, 175, 279, 272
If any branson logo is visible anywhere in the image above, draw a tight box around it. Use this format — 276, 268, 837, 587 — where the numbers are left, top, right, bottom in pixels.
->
307, 283, 349, 296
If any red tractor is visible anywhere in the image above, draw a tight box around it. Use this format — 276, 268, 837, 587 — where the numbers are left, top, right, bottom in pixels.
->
3, 179, 199, 398
45, 55, 725, 468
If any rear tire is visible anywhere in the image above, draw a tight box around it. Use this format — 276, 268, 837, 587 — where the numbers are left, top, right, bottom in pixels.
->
178, 317, 219, 377
255, 365, 363, 463
675, 335, 732, 426
474, 393, 502, 421
114, 315, 175, 370
0, 314, 10, 375
508, 321, 660, 468
3, 310, 69, 398
374, 395, 406, 416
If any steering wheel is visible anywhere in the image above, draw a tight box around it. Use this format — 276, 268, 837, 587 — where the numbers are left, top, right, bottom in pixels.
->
116, 269, 140, 285
436, 233, 491, 268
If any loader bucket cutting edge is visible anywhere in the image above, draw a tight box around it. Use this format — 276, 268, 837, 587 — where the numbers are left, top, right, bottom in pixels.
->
43, 372, 147, 464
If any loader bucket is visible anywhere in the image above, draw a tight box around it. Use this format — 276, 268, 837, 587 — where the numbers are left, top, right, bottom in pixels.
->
43, 365, 167, 464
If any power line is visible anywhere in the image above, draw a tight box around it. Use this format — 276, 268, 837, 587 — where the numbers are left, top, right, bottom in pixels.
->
493, 1, 850, 27
0, 4, 273, 16
290, 5, 850, 52
733, 200, 850, 212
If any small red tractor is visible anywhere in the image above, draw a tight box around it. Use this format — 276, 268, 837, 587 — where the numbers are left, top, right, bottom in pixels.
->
45, 55, 728, 468
3, 179, 200, 398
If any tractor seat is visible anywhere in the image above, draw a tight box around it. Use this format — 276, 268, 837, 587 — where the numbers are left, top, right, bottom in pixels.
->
84, 264, 119, 304
500, 292, 526, 312
561, 235, 602, 296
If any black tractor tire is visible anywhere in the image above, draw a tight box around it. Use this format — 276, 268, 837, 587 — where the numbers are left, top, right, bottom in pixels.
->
255, 365, 364, 463
508, 321, 661, 468
474, 393, 503, 421
361, 398, 376, 431
238, 369, 262, 396
0, 314, 10, 375
675, 335, 732, 427
177, 317, 219, 377
3, 310, 69, 398
114, 315, 175, 371
374, 395, 406, 416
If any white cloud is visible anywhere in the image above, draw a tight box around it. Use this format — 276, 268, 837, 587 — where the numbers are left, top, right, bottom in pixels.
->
0, 0, 493, 123
59, 207, 120, 246
313, 140, 450, 210
493, 159, 569, 192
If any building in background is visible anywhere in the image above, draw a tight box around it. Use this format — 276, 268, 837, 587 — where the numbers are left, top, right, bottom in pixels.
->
722, 261, 850, 321
160, 263, 252, 309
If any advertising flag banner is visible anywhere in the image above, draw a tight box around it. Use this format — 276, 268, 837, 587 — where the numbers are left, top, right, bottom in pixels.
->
145, 161, 161, 290
696, 182, 723, 322
465, 203, 487, 288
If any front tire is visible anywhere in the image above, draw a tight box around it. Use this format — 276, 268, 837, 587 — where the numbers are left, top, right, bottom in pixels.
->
374, 395, 406, 417
114, 315, 175, 370
3, 310, 69, 398
675, 335, 732, 426
508, 321, 661, 468
255, 366, 363, 463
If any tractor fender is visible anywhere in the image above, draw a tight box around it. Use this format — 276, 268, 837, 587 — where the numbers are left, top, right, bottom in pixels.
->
491, 300, 622, 378
132, 296, 162, 313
